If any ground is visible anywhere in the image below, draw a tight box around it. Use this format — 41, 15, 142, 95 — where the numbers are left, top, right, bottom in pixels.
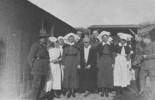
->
21, 89, 147, 100
51, 90, 145, 100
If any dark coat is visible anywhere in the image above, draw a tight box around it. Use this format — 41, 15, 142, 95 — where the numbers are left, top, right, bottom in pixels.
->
62, 44, 80, 89
115, 44, 132, 54
97, 43, 114, 88
90, 37, 99, 47
27, 41, 49, 75
79, 45, 97, 90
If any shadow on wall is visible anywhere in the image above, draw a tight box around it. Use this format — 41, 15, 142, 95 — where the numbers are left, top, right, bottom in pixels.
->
0, 38, 6, 95
0, 38, 6, 74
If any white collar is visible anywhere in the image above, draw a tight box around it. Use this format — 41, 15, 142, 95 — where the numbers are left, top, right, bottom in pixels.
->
118, 43, 127, 46
84, 45, 91, 49
102, 41, 110, 46
66, 41, 75, 46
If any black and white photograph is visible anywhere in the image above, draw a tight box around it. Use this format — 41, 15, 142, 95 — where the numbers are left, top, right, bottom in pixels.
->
0, 0, 155, 100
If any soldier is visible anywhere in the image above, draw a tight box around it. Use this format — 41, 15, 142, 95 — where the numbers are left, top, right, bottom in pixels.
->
27, 30, 50, 100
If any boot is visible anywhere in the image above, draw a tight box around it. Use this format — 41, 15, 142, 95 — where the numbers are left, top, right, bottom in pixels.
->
116, 87, 123, 96
71, 89, 76, 97
105, 88, 109, 97
53, 90, 60, 98
67, 89, 72, 98
100, 88, 105, 97
62, 88, 67, 96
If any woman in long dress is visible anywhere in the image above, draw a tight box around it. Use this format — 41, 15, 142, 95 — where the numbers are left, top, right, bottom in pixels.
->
62, 33, 80, 98
113, 33, 133, 95
45, 37, 62, 98
96, 31, 114, 97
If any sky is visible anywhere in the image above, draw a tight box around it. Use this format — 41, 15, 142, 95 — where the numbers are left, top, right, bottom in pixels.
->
29, 0, 155, 28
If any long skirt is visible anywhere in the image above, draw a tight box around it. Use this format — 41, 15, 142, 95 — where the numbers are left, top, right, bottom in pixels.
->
114, 54, 131, 87
79, 68, 97, 90
45, 63, 62, 92
97, 55, 113, 88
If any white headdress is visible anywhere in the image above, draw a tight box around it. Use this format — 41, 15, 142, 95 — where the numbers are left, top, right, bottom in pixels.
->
48, 37, 57, 42
97, 31, 111, 42
58, 36, 64, 40
117, 32, 132, 41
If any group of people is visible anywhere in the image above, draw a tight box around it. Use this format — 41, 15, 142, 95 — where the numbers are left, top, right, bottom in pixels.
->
27, 29, 152, 100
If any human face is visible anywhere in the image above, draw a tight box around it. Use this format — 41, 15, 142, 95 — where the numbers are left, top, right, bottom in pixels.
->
39, 38, 47, 44
68, 35, 75, 43
84, 41, 90, 48
120, 39, 127, 45
102, 35, 109, 42
58, 39, 64, 45
76, 31, 82, 38
92, 31, 98, 38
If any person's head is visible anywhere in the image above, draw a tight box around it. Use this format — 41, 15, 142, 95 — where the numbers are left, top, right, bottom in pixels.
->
68, 35, 75, 43
120, 39, 127, 45
58, 36, 64, 45
83, 37, 90, 48
102, 35, 109, 43
38, 29, 49, 44
48, 37, 57, 48
98, 31, 111, 43
143, 34, 151, 44
76, 31, 83, 38
92, 30, 99, 38
117, 32, 132, 45
39, 37, 47, 43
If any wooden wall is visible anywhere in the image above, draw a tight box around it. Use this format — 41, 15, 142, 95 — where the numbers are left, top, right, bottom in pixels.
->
0, 0, 75, 98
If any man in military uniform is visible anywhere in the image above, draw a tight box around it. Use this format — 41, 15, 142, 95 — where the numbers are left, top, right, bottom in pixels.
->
27, 30, 50, 100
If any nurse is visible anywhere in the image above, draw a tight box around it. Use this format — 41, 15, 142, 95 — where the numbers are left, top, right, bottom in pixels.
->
45, 37, 62, 98
114, 33, 133, 95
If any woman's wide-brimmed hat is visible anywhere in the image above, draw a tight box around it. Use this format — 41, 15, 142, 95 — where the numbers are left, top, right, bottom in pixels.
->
64, 33, 80, 42
117, 32, 133, 41
48, 37, 57, 42
58, 36, 64, 40
97, 31, 111, 42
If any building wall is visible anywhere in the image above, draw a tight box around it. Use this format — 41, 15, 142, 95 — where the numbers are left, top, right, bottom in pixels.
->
0, 0, 75, 98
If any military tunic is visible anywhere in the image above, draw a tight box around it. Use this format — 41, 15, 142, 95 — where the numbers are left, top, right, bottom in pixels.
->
27, 41, 49, 99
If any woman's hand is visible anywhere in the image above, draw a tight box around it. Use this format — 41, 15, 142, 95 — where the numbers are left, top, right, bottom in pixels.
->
51, 59, 58, 63
86, 65, 91, 69
77, 65, 81, 69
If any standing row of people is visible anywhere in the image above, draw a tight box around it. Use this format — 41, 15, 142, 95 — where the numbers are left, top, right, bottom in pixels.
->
27, 30, 135, 100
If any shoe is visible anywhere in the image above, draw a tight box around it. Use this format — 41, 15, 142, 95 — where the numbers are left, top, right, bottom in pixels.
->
72, 92, 76, 97
54, 91, 60, 98
105, 92, 109, 97
67, 92, 71, 98
100, 92, 104, 97
84, 92, 91, 97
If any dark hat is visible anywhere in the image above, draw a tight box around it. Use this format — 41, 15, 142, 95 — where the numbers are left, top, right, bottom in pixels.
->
39, 27, 50, 38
